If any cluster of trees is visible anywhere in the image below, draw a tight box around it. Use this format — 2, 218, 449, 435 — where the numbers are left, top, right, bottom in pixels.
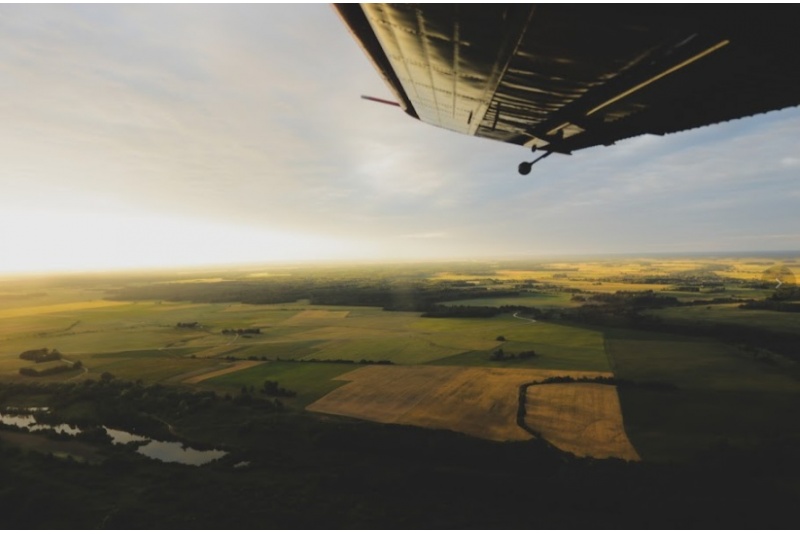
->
221, 328, 261, 335
490, 348, 537, 362
740, 300, 800, 313
18, 348, 82, 378
261, 380, 296, 398
583, 290, 680, 308
108, 277, 523, 313
309, 284, 519, 311
531, 375, 677, 390
560, 291, 800, 364
290, 357, 393, 365
112, 280, 313, 305
19, 348, 62, 363
176, 322, 199, 329
423, 304, 546, 319
422, 305, 500, 318
19, 364, 73, 377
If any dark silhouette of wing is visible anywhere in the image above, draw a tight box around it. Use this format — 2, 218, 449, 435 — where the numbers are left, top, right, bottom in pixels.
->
337, 5, 800, 156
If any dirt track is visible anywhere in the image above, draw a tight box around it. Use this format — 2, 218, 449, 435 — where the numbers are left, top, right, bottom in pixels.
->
182, 360, 263, 384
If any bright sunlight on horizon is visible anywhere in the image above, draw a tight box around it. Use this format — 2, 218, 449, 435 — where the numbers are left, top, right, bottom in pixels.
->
0, 211, 369, 275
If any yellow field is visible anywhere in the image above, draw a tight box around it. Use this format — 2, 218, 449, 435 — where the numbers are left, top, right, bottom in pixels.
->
524, 383, 639, 461
283, 309, 350, 324
0, 300, 126, 319
183, 360, 264, 384
307, 365, 611, 442
433, 258, 800, 289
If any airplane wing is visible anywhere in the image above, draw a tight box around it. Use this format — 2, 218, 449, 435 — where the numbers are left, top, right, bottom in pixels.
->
336, 5, 800, 172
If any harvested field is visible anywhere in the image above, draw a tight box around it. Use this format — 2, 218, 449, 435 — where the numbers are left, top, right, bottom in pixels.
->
524, 383, 639, 461
0, 300, 126, 319
183, 360, 264, 384
307, 365, 610, 442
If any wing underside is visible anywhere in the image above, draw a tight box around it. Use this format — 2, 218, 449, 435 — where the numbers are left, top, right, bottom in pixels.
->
337, 4, 800, 154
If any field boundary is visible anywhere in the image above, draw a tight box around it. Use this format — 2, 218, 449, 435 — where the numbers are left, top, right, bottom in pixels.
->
182, 361, 264, 384
518, 377, 641, 460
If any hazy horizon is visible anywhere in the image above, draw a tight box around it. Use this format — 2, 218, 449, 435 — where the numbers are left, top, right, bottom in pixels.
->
2, 249, 797, 280
2, 5, 799, 275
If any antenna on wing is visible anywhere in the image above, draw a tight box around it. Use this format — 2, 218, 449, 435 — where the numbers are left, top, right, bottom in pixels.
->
518, 151, 552, 175
361, 95, 401, 107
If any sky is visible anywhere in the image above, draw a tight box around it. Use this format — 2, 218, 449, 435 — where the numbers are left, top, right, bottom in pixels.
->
1, 4, 799, 274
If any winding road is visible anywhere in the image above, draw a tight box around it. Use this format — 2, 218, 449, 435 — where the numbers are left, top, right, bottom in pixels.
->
512, 311, 537, 323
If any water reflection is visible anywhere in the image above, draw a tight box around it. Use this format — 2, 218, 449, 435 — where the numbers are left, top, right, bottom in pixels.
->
0, 410, 226, 465
0, 412, 80, 436
104, 427, 226, 465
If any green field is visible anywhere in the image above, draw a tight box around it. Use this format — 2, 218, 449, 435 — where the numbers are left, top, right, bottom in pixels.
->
606, 328, 800, 460
429, 319, 609, 371
203, 361, 360, 409
0, 289, 611, 399
651, 304, 800, 335
0, 298, 609, 380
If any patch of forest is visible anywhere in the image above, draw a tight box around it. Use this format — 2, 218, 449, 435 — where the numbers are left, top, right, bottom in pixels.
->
561, 292, 800, 363
107, 279, 521, 311
18, 348, 82, 377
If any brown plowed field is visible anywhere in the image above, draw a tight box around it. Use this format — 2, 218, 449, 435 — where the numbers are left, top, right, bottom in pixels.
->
524, 383, 640, 460
307, 365, 611, 442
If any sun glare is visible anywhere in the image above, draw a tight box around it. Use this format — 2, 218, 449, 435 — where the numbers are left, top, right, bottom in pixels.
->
0, 210, 361, 274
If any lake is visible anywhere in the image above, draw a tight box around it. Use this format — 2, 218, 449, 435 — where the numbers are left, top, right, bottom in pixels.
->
0, 409, 227, 466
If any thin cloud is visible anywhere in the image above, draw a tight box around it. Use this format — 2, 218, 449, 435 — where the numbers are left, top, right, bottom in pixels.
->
781, 157, 800, 168
399, 232, 449, 239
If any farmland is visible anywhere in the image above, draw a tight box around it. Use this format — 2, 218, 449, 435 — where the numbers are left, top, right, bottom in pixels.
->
523, 382, 639, 460
307, 365, 611, 442
1, 255, 799, 527
2, 256, 799, 458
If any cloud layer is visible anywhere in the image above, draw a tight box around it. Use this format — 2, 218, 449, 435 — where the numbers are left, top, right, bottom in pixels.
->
1, 5, 798, 272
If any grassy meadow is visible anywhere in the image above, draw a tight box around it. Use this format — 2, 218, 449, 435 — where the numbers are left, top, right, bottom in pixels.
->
0, 292, 610, 385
